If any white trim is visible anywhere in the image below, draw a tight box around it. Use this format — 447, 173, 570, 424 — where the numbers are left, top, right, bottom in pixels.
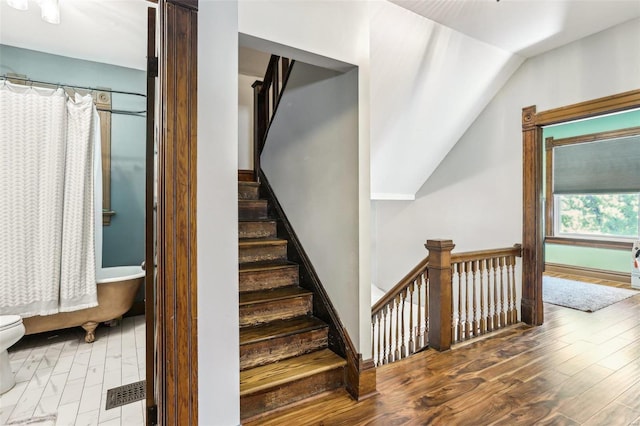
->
371, 192, 415, 201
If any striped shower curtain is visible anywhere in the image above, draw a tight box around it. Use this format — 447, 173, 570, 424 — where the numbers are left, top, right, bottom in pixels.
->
0, 81, 98, 317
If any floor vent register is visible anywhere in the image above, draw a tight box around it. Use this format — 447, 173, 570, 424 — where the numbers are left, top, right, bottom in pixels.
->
106, 380, 146, 410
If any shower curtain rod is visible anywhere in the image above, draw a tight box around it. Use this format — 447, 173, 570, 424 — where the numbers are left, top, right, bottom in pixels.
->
1, 75, 147, 98
2, 75, 147, 116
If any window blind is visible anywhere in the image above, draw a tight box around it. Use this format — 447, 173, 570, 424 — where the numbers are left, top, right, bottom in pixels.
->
553, 134, 640, 194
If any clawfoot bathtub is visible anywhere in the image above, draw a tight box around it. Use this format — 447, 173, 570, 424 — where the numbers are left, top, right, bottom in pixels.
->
22, 266, 144, 343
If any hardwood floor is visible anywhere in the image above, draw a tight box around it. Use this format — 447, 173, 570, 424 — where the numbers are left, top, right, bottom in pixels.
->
245, 292, 640, 425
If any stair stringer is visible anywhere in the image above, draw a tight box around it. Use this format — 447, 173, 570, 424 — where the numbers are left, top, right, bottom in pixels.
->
258, 169, 376, 400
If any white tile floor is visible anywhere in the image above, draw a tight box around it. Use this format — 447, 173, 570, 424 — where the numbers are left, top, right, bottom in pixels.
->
0, 316, 146, 426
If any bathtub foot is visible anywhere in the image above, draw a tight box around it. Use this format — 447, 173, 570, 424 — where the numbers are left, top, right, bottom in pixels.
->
82, 321, 98, 343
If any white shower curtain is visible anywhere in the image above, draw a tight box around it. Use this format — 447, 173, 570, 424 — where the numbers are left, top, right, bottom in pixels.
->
0, 81, 98, 317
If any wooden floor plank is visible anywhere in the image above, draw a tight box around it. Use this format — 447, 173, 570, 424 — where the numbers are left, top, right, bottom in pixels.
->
244, 277, 640, 425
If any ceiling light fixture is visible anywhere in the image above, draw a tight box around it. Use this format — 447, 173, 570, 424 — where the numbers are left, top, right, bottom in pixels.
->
6, 0, 60, 24
39, 0, 60, 24
6, 0, 28, 10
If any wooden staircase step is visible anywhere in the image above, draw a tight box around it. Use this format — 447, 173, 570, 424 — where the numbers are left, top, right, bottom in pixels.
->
239, 199, 268, 220
240, 349, 346, 419
240, 317, 328, 370
239, 286, 312, 305
240, 261, 299, 292
240, 348, 346, 395
238, 170, 255, 182
239, 219, 277, 239
240, 287, 313, 327
239, 181, 260, 200
239, 238, 288, 264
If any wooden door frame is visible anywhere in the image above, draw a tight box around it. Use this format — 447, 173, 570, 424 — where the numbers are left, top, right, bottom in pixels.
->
156, 0, 198, 424
521, 89, 640, 326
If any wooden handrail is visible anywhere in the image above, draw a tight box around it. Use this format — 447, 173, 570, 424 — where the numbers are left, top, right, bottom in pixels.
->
252, 55, 295, 181
372, 256, 429, 315
371, 240, 523, 366
451, 244, 522, 263
372, 244, 521, 315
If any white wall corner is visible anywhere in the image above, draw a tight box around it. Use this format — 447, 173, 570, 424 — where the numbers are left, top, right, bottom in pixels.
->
371, 192, 416, 201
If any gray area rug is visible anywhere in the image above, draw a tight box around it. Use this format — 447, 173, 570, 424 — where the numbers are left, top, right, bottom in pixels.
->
543, 276, 639, 312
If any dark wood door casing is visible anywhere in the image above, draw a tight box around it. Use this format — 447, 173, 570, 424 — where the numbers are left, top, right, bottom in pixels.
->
157, 0, 198, 424
521, 89, 640, 327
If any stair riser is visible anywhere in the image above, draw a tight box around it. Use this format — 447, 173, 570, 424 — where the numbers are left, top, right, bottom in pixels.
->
240, 367, 345, 420
238, 184, 259, 200
239, 221, 277, 239
240, 329, 328, 371
240, 296, 312, 327
239, 245, 287, 264
239, 202, 268, 220
240, 266, 299, 293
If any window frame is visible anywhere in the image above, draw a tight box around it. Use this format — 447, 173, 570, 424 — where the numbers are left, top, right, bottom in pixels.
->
544, 126, 640, 250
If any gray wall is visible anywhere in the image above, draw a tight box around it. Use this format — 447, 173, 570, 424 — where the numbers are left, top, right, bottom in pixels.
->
0, 45, 147, 268
261, 61, 361, 346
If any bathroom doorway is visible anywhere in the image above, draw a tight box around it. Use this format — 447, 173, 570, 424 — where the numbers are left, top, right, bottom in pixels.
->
0, 1, 158, 424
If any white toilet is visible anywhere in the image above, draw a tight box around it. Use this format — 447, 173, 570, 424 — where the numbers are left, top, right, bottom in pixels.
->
0, 315, 25, 394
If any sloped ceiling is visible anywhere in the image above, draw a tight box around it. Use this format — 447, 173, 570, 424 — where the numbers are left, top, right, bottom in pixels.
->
390, 0, 640, 58
372, 0, 640, 199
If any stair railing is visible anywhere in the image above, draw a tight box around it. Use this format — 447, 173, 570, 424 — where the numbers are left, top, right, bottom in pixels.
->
371, 256, 430, 366
252, 55, 294, 182
371, 239, 522, 367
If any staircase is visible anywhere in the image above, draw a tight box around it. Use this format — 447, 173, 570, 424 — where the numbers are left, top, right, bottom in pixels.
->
238, 177, 347, 420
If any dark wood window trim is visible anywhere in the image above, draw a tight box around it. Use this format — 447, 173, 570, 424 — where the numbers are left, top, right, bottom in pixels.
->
544, 126, 640, 239
545, 236, 633, 251
522, 88, 640, 327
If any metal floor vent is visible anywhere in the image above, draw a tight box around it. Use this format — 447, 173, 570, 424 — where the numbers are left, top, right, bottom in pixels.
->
106, 380, 146, 410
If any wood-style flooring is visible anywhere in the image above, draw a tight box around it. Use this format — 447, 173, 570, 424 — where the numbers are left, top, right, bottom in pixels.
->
246, 276, 640, 425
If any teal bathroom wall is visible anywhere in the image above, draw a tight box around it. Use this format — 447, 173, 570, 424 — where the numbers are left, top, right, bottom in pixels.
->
0, 44, 146, 268
543, 109, 640, 274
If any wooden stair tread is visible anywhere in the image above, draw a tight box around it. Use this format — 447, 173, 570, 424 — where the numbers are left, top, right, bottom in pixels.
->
239, 199, 266, 205
240, 286, 312, 306
238, 181, 260, 187
240, 349, 346, 396
239, 260, 296, 273
240, 317, 327, 345
238, 218, 276, 223
239, 238, 288, 247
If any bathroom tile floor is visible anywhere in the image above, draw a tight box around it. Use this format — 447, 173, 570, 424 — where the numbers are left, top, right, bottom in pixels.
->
1, 315, 146, 426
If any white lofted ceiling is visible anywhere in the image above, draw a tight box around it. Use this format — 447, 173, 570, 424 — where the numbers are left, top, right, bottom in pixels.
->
0, 0, 151, 71
390, 0, 640, 58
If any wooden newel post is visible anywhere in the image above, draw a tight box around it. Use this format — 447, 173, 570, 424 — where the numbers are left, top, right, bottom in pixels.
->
426, 239, 455, 351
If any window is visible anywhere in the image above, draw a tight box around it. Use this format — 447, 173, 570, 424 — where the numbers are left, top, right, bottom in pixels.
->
555, 193, 640, 241
545, 126, 640, 248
